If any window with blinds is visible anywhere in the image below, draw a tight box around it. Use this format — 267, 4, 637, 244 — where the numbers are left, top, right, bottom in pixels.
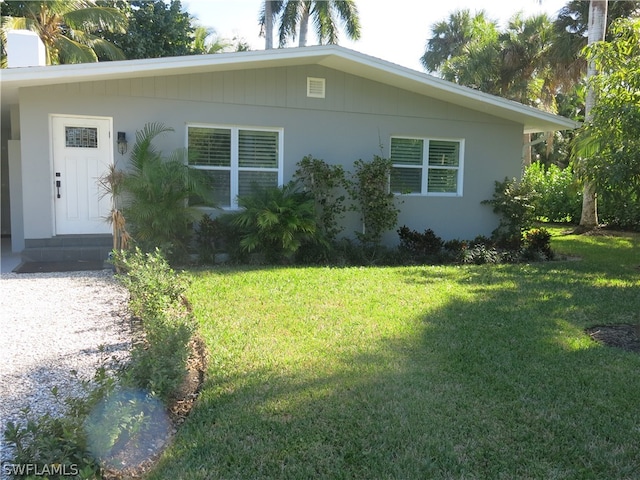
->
187, 125, 282, 208
390, 137, 463, 196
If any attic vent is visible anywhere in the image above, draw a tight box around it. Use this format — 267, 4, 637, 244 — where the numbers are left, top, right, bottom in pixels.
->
307, 77, 326, 98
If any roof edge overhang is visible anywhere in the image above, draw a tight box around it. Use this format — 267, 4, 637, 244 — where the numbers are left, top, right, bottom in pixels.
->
0, 45, 579, 134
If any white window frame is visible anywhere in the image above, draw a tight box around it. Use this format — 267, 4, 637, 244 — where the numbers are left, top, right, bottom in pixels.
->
390, 136, 465, 197
186, 123, 284, 209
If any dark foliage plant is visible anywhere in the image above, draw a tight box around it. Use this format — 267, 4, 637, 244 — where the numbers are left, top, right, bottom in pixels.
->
195, 215, 226, 264
523, 227, 554, 260
397, 226, 444, 257
230, 184, 318, 262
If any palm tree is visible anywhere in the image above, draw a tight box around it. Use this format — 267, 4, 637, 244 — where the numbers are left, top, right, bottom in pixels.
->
259, 0, 284, 49
277, 0, 360, 47
548, 0, 640, 93
578, 0, 608, 229
420, 9, 497, 74
1, 0, 127, 65
120, 122, 210, 261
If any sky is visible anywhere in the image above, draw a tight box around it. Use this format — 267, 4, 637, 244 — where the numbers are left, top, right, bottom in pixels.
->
182, 0, 570, 71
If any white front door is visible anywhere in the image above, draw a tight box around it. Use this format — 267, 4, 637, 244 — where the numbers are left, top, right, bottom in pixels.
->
52, 116, 113, 235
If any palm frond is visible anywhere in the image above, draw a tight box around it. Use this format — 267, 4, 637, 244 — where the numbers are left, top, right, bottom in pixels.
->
85, 36, 125, 61
55, 34, 97, 64
63, 6, 127, 34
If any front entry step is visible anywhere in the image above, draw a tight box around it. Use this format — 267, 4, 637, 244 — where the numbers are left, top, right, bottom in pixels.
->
21, 234, 113, 263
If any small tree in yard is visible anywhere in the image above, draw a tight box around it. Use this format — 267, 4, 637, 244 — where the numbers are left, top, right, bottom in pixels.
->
347, 156, 400, 247
293, 155, 347, 242
482, 177, 539, 249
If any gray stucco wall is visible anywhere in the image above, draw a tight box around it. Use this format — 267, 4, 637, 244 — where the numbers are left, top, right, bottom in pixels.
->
18, 63, 523, 243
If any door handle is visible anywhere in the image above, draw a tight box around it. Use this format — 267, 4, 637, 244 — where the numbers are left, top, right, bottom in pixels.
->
55, 172, 61, 198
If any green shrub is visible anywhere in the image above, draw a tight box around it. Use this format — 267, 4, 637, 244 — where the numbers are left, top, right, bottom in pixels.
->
293, 155, 347, 242
4, 248, 196, 477
599, 187, 640, 231
113, 248, 189, 320
460, 244, 502, 264
397, 226, 444, 258
113, 248, 195, 401
482, 177, 539, 249
522, 162, 582, 223
230, 184, 318, 263
3, 357, 120, 479
523, 227, 554, 260
347, 156, 400, 247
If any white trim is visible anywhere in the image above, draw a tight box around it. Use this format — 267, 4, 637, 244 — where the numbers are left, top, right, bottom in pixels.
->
390, 135, 465, 197
49, 114, 114, 235
186, 123, 284, 210
2, 45, 579, 134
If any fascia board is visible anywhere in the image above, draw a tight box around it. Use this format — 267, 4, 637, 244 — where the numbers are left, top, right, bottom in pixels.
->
1, 45, 579, 133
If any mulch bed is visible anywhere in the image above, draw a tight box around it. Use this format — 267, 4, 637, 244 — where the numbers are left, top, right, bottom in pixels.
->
586, 324, 640, 354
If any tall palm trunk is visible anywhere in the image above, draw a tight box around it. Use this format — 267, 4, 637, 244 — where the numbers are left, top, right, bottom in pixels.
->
299, 3, 310, 47
579, 0, 608, 228
264, 0, 274, 49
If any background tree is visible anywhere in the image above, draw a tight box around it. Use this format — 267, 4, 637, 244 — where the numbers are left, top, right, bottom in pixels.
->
96, 0, 195, 59
0, 0, 126, 65
420, 10, 498, 74
276, 0, 360, 47
259, 0, 283, 49
573, 17, 640, 229
577, 0, 608, 229
422, 11, 557, 166
191, 26, 250, 54
549, 0, 640, 90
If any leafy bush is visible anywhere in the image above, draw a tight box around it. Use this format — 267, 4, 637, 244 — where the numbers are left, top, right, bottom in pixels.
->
522, 162, 582, 223
347, 156, 400, 247
4, 249, 197, 477
522, 227, 554, 260
599, 187, 640, 231
113, 248, 195, 401
113, 247, 189, 320
293, 155, 347, 242
3, 364, 116, 479
482, 177, 539, 249
397, 226, 444, 258
230, 184, 318, 263
459, 244, 502, 264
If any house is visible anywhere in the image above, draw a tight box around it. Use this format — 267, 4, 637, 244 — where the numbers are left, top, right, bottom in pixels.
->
0, 43, 578, 262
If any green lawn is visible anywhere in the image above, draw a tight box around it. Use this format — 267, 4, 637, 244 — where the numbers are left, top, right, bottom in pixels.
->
149, 228, 640, 479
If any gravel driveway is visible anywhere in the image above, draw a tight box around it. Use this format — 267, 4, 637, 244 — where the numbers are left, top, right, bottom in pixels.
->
0, 270, 132, 474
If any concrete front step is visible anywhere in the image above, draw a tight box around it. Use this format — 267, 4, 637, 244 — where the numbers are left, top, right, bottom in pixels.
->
21, 235, 113, 262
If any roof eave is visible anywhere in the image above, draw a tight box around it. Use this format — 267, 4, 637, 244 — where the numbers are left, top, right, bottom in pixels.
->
1, 45, 580, 134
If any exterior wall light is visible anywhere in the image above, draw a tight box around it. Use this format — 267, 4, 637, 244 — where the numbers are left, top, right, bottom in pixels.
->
117, 131, 128, 155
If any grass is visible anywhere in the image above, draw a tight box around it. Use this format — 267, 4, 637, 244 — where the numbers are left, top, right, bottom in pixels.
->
148, 228, 640, 479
